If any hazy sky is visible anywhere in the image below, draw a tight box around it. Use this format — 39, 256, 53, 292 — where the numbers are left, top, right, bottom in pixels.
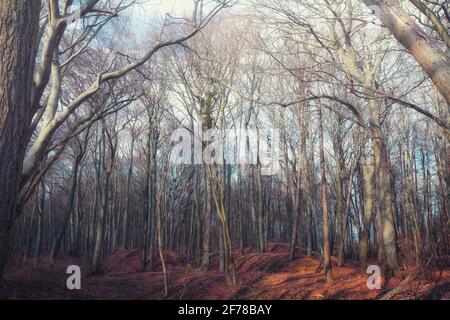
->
139, 0, 197, 16
120, 0, 211, 42
116, 0, 243, 48
131, 0, 198, 25
129, 0, 242, 27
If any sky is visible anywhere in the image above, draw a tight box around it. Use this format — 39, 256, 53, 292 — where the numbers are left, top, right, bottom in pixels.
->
138, 0, 197, 17
129, 0, 202, 29
120, 0, 222, 44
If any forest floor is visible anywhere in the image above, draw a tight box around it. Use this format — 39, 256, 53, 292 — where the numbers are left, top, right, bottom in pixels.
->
1, 243, 449, 300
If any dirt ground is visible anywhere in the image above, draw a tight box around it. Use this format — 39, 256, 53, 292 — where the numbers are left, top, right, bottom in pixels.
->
1, 243, 448, 300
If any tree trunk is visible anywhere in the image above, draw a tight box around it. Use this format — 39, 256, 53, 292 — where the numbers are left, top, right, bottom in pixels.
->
92, 122, 117, 274
363, 0, 450, 104
200, 172, 212, 271
376, 137, 400, 276
33, 179, 45, 265
49, 157, 80, 264
157, 178, 168, 296
256, 157, 265, 253
0, 0, 40, 281
358, 130, 375, 269
318, 108, 333, 282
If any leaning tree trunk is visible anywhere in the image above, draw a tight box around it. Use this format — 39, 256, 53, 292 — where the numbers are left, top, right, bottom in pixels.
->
363, 0, 450, 104
0, 0, 40, 281
372, 0, 450, 218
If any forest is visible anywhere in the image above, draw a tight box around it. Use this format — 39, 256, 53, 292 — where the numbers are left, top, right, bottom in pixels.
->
0, 0, 449, 300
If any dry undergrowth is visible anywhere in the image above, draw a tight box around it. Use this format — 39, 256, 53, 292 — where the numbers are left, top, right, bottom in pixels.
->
1, 243, 448, 300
